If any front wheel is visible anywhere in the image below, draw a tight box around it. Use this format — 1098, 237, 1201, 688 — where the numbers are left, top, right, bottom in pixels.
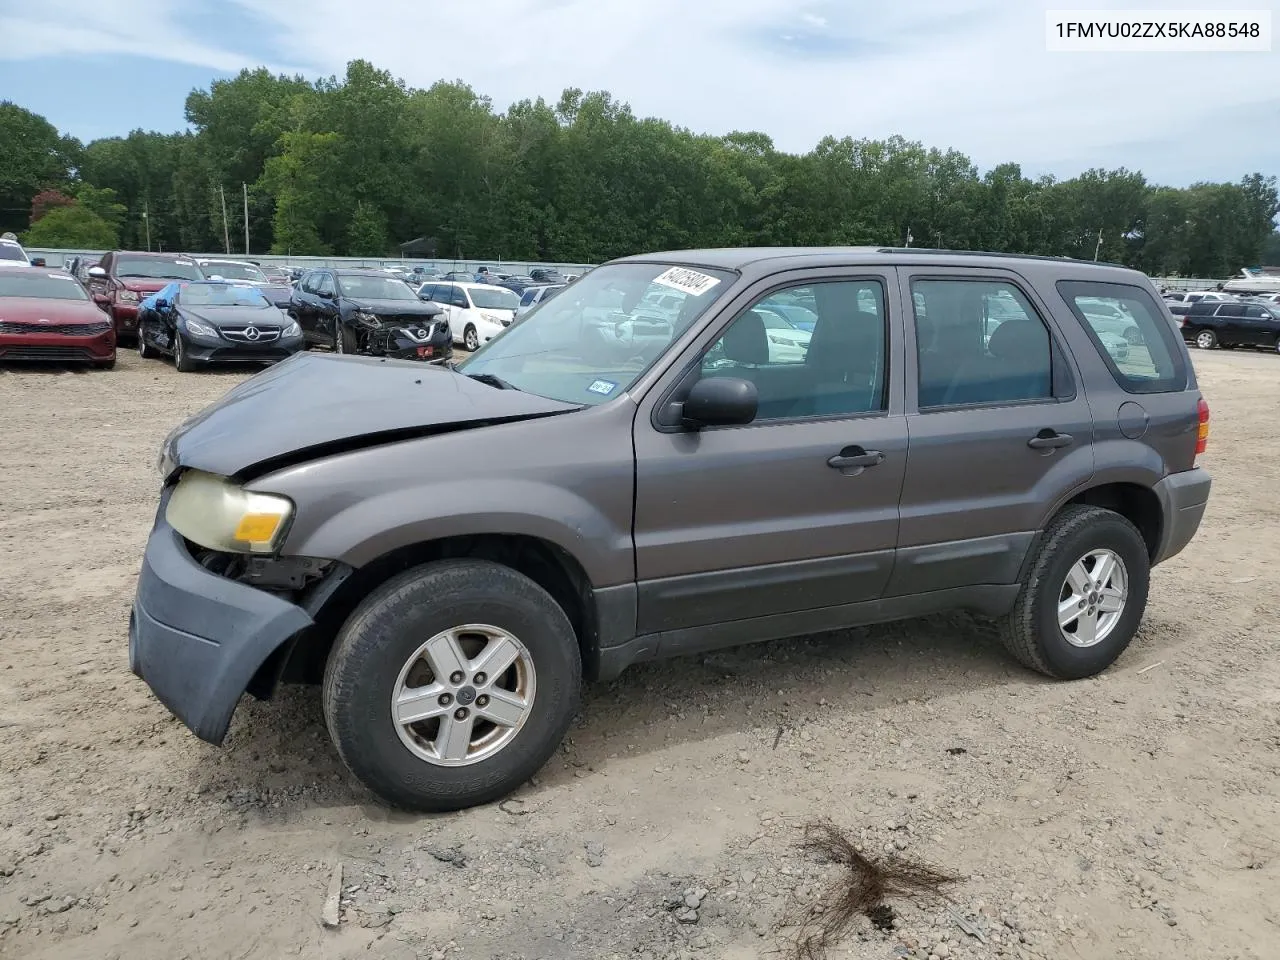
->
322, 560, 582, 811
138, 327, 152, 359
335, 322, 358, 354
998, 505, 1150, 680
464, 324, 479, 351
1195, 329, 1217, 350
173, 331, 198, 372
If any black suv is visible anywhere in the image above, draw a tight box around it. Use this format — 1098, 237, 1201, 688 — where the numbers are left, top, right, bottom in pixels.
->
289, 268, 453, 361
1179, 299, 1280, 352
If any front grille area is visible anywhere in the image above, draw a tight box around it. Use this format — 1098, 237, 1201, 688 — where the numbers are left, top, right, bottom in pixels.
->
220, 326, 281, 343
0, 346, 95, 360
0, 320, 112, 336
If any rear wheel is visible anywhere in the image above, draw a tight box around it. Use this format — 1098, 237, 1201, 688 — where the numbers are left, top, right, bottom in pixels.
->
323, 560, 582, 811
999, 505, 1149, 680
1194, 329, 1217, 350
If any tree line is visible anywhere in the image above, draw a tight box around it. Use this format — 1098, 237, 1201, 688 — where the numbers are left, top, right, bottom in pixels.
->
2, 60, 1278, 276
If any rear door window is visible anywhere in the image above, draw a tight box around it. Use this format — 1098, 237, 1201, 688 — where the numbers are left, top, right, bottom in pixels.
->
1057, 280, 1187, 394
1216, 304, 1245, 317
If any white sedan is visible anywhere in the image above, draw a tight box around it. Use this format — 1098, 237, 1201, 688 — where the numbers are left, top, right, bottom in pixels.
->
417, 281, 520, 351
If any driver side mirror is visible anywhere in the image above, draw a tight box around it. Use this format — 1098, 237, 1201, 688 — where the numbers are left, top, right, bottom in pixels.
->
87, 266, 107, 279
681, 377, 757, 430
30, 257, 46, 267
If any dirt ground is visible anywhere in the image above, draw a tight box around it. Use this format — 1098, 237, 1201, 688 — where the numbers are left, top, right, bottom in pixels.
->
0, 347, 1276, 960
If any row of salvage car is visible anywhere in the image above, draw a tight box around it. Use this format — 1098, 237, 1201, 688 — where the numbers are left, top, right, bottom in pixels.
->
0, 246, 572, 372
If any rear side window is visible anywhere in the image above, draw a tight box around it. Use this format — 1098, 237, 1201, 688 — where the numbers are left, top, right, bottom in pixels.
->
1058, 281, 1187, 395
912, 278, 1054, 408
1216, 304, 1244, 317
519, 289, 538, 306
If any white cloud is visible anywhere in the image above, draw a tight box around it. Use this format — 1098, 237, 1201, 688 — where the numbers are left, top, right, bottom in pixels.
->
0, 0, 300, 74
3, 0, 1276, 184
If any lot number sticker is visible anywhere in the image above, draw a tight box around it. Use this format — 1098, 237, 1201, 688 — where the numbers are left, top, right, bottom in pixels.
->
653, 267, 721, 297
587, 379, 617, 396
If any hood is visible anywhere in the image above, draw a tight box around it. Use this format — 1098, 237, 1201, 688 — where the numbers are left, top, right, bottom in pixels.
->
0, 296, 112, 325
349, 298, 442, 319
121, 279, 172, 294
183, 305, 285, 328
165, 352, 579, 478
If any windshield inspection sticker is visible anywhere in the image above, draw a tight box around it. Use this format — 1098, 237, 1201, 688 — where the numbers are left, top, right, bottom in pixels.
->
652, 266, 721, 297
587, 379, 617, 396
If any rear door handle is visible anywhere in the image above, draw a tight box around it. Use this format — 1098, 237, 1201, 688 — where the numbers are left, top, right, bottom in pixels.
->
827, 447, 885, 470
1027, 430, 1073, 450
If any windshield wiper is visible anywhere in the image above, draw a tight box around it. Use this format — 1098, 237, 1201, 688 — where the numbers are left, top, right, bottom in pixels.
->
466, 372, 519, 391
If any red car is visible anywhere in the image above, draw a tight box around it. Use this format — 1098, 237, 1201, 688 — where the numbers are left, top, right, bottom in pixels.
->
86, 251, 206, 341
0, 265, 116, 367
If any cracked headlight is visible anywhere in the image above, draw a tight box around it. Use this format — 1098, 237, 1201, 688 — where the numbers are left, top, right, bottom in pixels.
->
166, 470, 294, 555
352, 311, 382, 327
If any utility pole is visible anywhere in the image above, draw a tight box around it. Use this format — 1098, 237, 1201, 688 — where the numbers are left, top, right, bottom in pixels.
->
242, 183, 250, 255
905, 226, 913, 248
142, 205, 151, 252
1094, 228, 1103, 261
219, 185, 231, 254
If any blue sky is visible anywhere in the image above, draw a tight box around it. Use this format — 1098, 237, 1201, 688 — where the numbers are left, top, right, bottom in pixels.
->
1, 0, 1276, 186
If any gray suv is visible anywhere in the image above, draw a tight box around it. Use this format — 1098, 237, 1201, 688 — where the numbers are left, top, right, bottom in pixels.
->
130, 248, 1212, 811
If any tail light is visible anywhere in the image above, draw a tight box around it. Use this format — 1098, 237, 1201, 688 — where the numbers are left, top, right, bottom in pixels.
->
1195, 397, 1210, 457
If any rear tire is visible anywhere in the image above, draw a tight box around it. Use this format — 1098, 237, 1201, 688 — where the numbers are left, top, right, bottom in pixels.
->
998, 505, 1149, 680
323, 560, 582, 811
1194, 329, 1217, 350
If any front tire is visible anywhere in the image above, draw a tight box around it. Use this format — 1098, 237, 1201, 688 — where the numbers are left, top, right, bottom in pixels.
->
138, 327, 152, 359
336, 323, 357, 354
464, 324, 479, 351
998, 505, 1150, 680
323, 560, 582, 812
173, 332, 198, 372
1195, 329, 1217, 350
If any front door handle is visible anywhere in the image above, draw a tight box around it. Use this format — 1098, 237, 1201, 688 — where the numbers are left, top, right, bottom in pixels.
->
827, 446, 885, 470
1027, 430, 1073, 450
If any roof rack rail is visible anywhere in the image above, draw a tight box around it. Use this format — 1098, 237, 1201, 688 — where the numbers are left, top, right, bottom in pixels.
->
875, 247, 1127, 268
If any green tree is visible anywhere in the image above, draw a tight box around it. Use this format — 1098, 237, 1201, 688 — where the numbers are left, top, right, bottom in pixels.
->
0, 102, 82, 234
23, 204, 118, 248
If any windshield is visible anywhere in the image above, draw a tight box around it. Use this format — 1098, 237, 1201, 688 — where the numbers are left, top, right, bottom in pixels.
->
180, 283, 270, 307
0, 244, 27, 262
201, 261, 267, 282
458, 262, 735, 404
118, 257, 204, 281
469, 287, 520, 311
338, 275, 418, 301
0, 272, 89, 300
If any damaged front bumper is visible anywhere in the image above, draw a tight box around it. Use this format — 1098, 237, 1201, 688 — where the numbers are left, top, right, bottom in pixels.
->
129, 492, 348, 744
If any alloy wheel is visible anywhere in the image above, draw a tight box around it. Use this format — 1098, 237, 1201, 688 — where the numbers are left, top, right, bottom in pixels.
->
391, 624, 536, 767
1057, 549, 1128, 648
